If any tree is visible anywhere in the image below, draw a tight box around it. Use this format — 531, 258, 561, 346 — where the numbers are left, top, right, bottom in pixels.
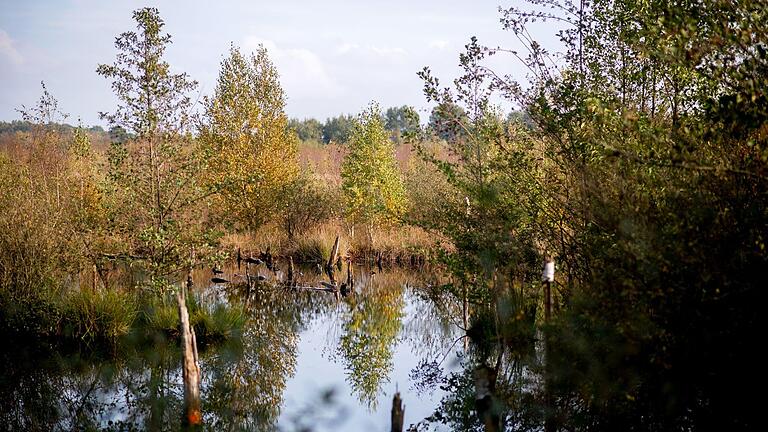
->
199, 44, 299, 230
322, 114, 355, 144
97, 7, 207, 278
341, 103, 407, 240
96, 8, 197, 138
428, 102, 469, 142
384, 105, 420, 142
288, 118, 323, 142
415, 0, 767, 429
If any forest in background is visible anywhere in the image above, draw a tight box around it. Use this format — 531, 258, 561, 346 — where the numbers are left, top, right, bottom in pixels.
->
1, 0, 765, 430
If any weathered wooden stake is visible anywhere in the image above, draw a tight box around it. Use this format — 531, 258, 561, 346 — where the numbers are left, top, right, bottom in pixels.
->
463, 285, 469, 351
288, 256, 295, 286
328, 235, 340, 273
542, 257, 555, 323
391, 392, 404, 432
178, 278, 202, 428
541, 257, 556, 432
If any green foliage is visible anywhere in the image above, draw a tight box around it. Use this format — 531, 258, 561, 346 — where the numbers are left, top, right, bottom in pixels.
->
97, 7, 211, 279
96, 7, 196, 137
428, 102, 469, 141
341, 103, 408, 235
192, 300, 247, 343
288, 235, 333, 264
384, 105, 420, 142
289, 117, 324, 142
417, 0, 767, 429
62, 289, 138, 345
280, 168, 338, 238
322, 114, 355, 144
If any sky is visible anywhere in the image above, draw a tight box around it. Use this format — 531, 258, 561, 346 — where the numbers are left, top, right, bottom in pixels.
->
0, 0, 562, 127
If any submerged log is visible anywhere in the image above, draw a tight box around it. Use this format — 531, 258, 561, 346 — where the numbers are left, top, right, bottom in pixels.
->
177, 283, 202, 428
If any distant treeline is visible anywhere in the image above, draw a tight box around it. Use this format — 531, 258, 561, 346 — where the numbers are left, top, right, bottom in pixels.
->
0, 120, 105, 135
289, 106, 533, 144
2, 108, 533, 147
0, 121, 141, 143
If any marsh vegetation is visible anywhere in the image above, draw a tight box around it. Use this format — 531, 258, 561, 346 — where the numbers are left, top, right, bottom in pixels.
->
1, 1, 765, 431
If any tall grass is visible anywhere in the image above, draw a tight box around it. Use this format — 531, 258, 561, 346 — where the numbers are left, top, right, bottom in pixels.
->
286, 225, 345, 263
141, 291, 247, 345
62, 288, 138, 345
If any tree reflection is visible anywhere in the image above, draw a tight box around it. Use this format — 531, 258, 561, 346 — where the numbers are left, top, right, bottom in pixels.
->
337, 277, 405, 408
203, 284, 332, 430
0, 282, 330, 431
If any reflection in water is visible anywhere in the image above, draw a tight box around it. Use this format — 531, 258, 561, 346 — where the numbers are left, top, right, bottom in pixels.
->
0, 263, 459, 431
4, 259, 747, 431
337, 271, 405, 408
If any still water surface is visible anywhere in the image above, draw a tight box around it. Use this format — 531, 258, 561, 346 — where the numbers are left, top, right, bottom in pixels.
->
1, 263, 464, 431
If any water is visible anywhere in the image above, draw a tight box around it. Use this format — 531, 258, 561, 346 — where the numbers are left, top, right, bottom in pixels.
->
0, 263, 464, 431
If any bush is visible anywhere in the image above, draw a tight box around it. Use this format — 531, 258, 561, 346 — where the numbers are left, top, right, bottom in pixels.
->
281, 170, 338, 238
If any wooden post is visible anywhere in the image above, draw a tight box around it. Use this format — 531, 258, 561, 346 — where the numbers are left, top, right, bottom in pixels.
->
237, 247, 241, 271
328, 235, 340, 274
391, 392, 404, 432
542, 258, 555, 323
544, 280, 551, 323
463, 285, 469, 351
541, 257, 555, 432
264, 247, 274, 271
177, 280, 202, 428
288, 256, 295, 286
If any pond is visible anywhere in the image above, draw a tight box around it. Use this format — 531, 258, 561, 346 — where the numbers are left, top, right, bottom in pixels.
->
0, 262, 474, 431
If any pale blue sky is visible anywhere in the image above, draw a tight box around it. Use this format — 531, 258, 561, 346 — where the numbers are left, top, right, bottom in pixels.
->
0, 0, 561, 126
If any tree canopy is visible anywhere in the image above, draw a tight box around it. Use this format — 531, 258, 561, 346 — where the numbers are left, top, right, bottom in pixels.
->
199, 44, 299, 230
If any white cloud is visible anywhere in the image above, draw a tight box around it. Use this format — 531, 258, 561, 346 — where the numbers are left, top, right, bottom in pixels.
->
242, 36, 341, 99
0, 29, 23, 65
428, 39, 449, 50
334, 43, 408, 60
368, 45, 407, 57
335, 42, 360, 54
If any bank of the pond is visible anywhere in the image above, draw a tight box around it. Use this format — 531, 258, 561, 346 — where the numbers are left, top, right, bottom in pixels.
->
220, 221, 442, 267
0, 280, 246, 352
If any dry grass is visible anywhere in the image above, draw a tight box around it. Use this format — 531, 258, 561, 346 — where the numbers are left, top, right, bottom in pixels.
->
218, 219, 441, 265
